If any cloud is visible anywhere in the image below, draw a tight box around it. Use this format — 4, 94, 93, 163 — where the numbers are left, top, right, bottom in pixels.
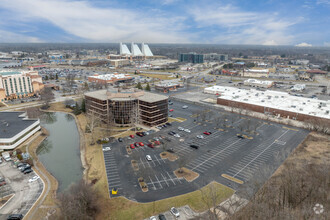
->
323, 42, 330, 46
262, 40, 278, 46
295, 42, 312, 47
0, 0, 190, 43
189, 4, 297, 45
0, 29, 42, 43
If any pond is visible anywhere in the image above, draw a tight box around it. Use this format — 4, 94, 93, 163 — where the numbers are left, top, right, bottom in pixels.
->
37, 112, 83, 192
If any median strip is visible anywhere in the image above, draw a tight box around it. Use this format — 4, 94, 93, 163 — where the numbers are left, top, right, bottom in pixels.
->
221, 174, 244, 184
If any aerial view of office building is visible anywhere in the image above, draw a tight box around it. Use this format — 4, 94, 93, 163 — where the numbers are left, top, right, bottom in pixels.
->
0, 112, 41, 150
85, 88, 168, 126
87, 73, 133, 85
179, 53, 204, 63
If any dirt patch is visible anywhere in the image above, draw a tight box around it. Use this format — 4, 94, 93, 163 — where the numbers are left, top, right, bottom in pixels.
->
174, 167, 199, 182
131, 160, 139, 171
0, 194, 14, 207
160, 152, 178, 161
126, 146, 132, 155
138, 177, 148, 192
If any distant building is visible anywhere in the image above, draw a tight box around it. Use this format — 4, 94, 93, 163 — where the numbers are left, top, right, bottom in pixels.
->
291, 84, 306, 91
179, 53, 204, 63
155, 82, 182, 93
243, 79, 274, 88
0, 112, 41, 150
85, 88, 168, 127
88, 73, 133, 85
119, 42, 154, 57
0, 70, 44, 101
306, 69, 328, 76
243, 68, 269, 78
203, 53, 228, 62
110, 59, 130, 68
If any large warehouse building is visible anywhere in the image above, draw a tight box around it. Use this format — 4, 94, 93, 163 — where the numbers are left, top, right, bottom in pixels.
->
88, 73, 133, 85
212, 86, 330, 123
85, 88, 168, 127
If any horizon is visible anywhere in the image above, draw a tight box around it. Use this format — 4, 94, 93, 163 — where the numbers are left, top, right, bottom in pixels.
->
0, 0, 329, 46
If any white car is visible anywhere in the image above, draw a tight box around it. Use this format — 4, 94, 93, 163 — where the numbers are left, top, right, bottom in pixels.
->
28, 175, 40, 183
184, 129, 191, 133
196, 135, 204, 139
174, 134, 181, 138
178, 127, 184, 131
146, 155, 152, 161
149, 216, 157, 220
182, 105, 188, 109
102, 147, 111, 151
170, 207, 180, 217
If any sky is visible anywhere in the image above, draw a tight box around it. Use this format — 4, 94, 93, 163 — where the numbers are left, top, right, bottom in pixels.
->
0, 0, 329, 46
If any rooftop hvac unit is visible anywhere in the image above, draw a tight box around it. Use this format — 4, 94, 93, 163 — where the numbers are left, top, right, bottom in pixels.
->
291, 105, 296, 108
261, 100, 265, 102
244, 99, 248, 101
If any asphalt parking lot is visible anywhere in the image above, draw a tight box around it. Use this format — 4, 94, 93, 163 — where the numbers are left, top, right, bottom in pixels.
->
102, 100, 309, 202
0, 161, 43, 219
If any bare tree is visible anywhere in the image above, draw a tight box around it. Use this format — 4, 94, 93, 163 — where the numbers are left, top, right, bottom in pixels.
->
40, 87, 54, 109
56, 180, 100, 220
86, 112, 100, 145
177, 155, 189, 173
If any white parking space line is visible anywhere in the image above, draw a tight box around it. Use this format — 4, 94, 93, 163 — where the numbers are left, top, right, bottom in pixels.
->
155, 175, 163, 189
232, 130, 289, 178
166, 172, 176, 185
140, 158, 146, 168
149, 176, 156, 190
154, 155, 161, 165
160, 173, 170, 187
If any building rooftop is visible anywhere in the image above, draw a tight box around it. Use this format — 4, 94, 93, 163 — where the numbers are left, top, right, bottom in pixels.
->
0, 112, 39, 139
212, 86, 330, 119
138, 92, 168, 102
89, 73, 132, 81
244, 79, 273, 86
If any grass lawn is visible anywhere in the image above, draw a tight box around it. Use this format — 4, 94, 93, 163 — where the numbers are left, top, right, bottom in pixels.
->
140, 73, 178, 80
96, 181, 234, 220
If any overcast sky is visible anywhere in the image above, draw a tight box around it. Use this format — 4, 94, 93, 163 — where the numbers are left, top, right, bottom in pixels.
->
0, 0, 329, 46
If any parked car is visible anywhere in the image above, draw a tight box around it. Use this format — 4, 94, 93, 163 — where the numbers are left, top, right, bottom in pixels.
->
154, 141, 161, 145
153, 137, 160, 141
182, 105, 188, 109
147, 143, 154, 148
158, 214, 166, 220
102, 147, 111, 151
134, 142, 139, 147
0, 157, 2, 164
146, 155, 152, 161
23, 169, 33, 174
136, 132, 144, 137
168, 101, 173, 105
165, 122, 172, 126
139, 142, 144, 146
203, 131, 211, 135
117, 138, 123, 142
169, 114, 173, 117
130, 144, 135, 149
178, 127, 184, 131
196, 135, 204, 139
168, 131, 175, 136
184, 129, 191, 133
167, 148, 175, 153
169, 109, 174, 112
129, 135, 135, 138
20, 164, 31, 172
237, 134, 245, 139
150, 216, 157, 220
190, 144, 199, 149
174, 134, 180, 138
7, 214, 24, 220
28, 175, 40, 183
170, 207, 180, 217
17, 162, 26, 168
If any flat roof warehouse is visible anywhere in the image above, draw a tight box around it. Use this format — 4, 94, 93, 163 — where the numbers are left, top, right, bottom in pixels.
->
205, 86, 330, 120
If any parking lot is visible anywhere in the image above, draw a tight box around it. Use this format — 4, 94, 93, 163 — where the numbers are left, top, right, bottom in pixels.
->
102, 100, 309, 202
0, 161, 43, 219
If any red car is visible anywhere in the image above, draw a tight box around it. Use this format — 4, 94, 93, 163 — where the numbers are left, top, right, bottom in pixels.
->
136, 132, 144, 137
154, 141, 161, 145
139, 142, 144, 146
130, 144, 135, 149
203, 131, 211, 135
169, 109, 174, 112
147, 143, 154, 148
134, 142, 139, 147
129, 135, 134, 138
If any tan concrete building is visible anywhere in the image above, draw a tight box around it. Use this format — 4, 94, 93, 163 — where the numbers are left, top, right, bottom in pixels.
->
0, 70, 44, 101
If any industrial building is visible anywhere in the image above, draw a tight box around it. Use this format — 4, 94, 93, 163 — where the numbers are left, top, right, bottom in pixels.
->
0, 70, 44, 101
85, 88, 168, 127
0, 112, 41, 150
212, 86, 330, 123
243, 79, 274, 88
88, 73, 133, 85
243, 68, 269, 78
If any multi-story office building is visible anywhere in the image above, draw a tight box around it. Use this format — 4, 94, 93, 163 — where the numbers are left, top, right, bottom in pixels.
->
85, 88, 168, 127
203, 53, 228, 62
179, 53, 204, 63
0, 70, 44, 101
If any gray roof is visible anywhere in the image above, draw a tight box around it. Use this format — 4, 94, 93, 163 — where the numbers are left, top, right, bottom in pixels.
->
138, 92, 168, 102
0, 112, 38, 139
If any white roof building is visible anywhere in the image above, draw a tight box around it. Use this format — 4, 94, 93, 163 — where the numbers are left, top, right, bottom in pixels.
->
208, 86, 330, 120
